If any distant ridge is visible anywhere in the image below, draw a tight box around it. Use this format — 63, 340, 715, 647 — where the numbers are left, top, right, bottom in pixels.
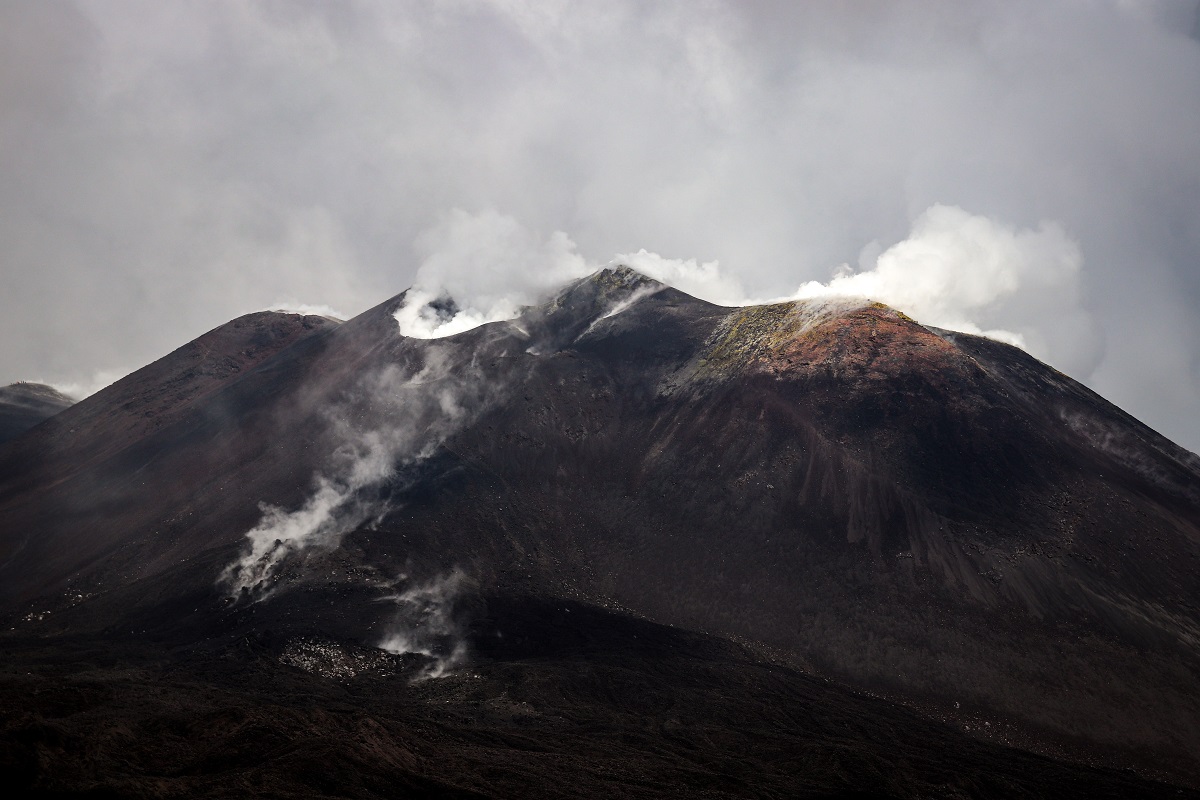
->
0, 382, 74, 444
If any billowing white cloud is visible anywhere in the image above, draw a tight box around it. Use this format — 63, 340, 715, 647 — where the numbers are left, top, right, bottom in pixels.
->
793, 205, 1101, 379
394, 210, 589, 338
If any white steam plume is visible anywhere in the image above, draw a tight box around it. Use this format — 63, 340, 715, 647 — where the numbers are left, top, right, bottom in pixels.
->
394, 209, 590, 338
610, 205, 1098, 377
792, 204, 1101, 378
378, 570, 468, 681
396, 204, 1098, 380
608, 206, 1099, 378
221, 347, 497, 599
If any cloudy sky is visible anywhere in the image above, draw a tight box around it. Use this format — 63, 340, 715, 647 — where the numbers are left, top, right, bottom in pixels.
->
2, 0, 1199, 451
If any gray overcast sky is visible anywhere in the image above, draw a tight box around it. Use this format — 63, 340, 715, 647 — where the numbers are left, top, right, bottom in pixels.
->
2, 0, 1199, 451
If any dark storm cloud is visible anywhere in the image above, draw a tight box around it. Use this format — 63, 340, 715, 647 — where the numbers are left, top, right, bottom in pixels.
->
1, 0, 1198, 450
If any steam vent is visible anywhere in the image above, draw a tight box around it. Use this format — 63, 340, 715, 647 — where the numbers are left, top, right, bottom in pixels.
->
2, 267, 1199, 798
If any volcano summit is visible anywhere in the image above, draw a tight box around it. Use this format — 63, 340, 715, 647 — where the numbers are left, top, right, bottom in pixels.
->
1, 267, 1198, 798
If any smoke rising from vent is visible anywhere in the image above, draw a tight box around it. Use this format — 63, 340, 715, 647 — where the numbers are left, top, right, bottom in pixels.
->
222, 348, 499, 599
377, 570, 469, 681
395, 206, 1099, 381
792, 205, 1101, 379
394, 210, 590, 338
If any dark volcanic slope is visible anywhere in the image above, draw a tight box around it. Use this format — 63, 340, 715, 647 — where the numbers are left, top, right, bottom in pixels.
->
0, 383, 74, 444
0, 311, 340, 489
0, 311, 339, 596
1, 268, 1199, 794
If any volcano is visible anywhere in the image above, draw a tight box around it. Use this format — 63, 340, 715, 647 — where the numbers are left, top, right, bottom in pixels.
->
1, 267, 1198, 798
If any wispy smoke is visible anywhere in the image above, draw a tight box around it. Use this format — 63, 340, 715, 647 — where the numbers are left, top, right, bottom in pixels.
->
613, 249, 747, 306
43, 369, 126, 400
597, 283, 665, 322
394, 209, 590, 338
264, 302, 346, 320
221, 347, 497, 599
377, 570, 468, 681
577, 282, 667, 341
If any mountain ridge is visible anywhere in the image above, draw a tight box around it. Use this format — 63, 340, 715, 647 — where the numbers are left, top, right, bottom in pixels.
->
1, 266, 1198, 793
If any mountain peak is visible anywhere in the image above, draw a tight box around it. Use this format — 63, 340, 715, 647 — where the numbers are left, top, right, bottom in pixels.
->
546, 264, 666, 309
3, 271, 1200, 791
593, 262, 662, 287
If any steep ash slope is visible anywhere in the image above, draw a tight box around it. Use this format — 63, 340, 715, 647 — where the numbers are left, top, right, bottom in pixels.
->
1, 267, 1198, 790
423, 274, 1200, 779
0, 383, 74, 444
0, 311, 339, 601
0, 311, 340, 497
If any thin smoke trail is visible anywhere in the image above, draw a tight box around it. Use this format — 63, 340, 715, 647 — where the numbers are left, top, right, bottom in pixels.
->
220, 347, 496, 600
377, 570, 469, 681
